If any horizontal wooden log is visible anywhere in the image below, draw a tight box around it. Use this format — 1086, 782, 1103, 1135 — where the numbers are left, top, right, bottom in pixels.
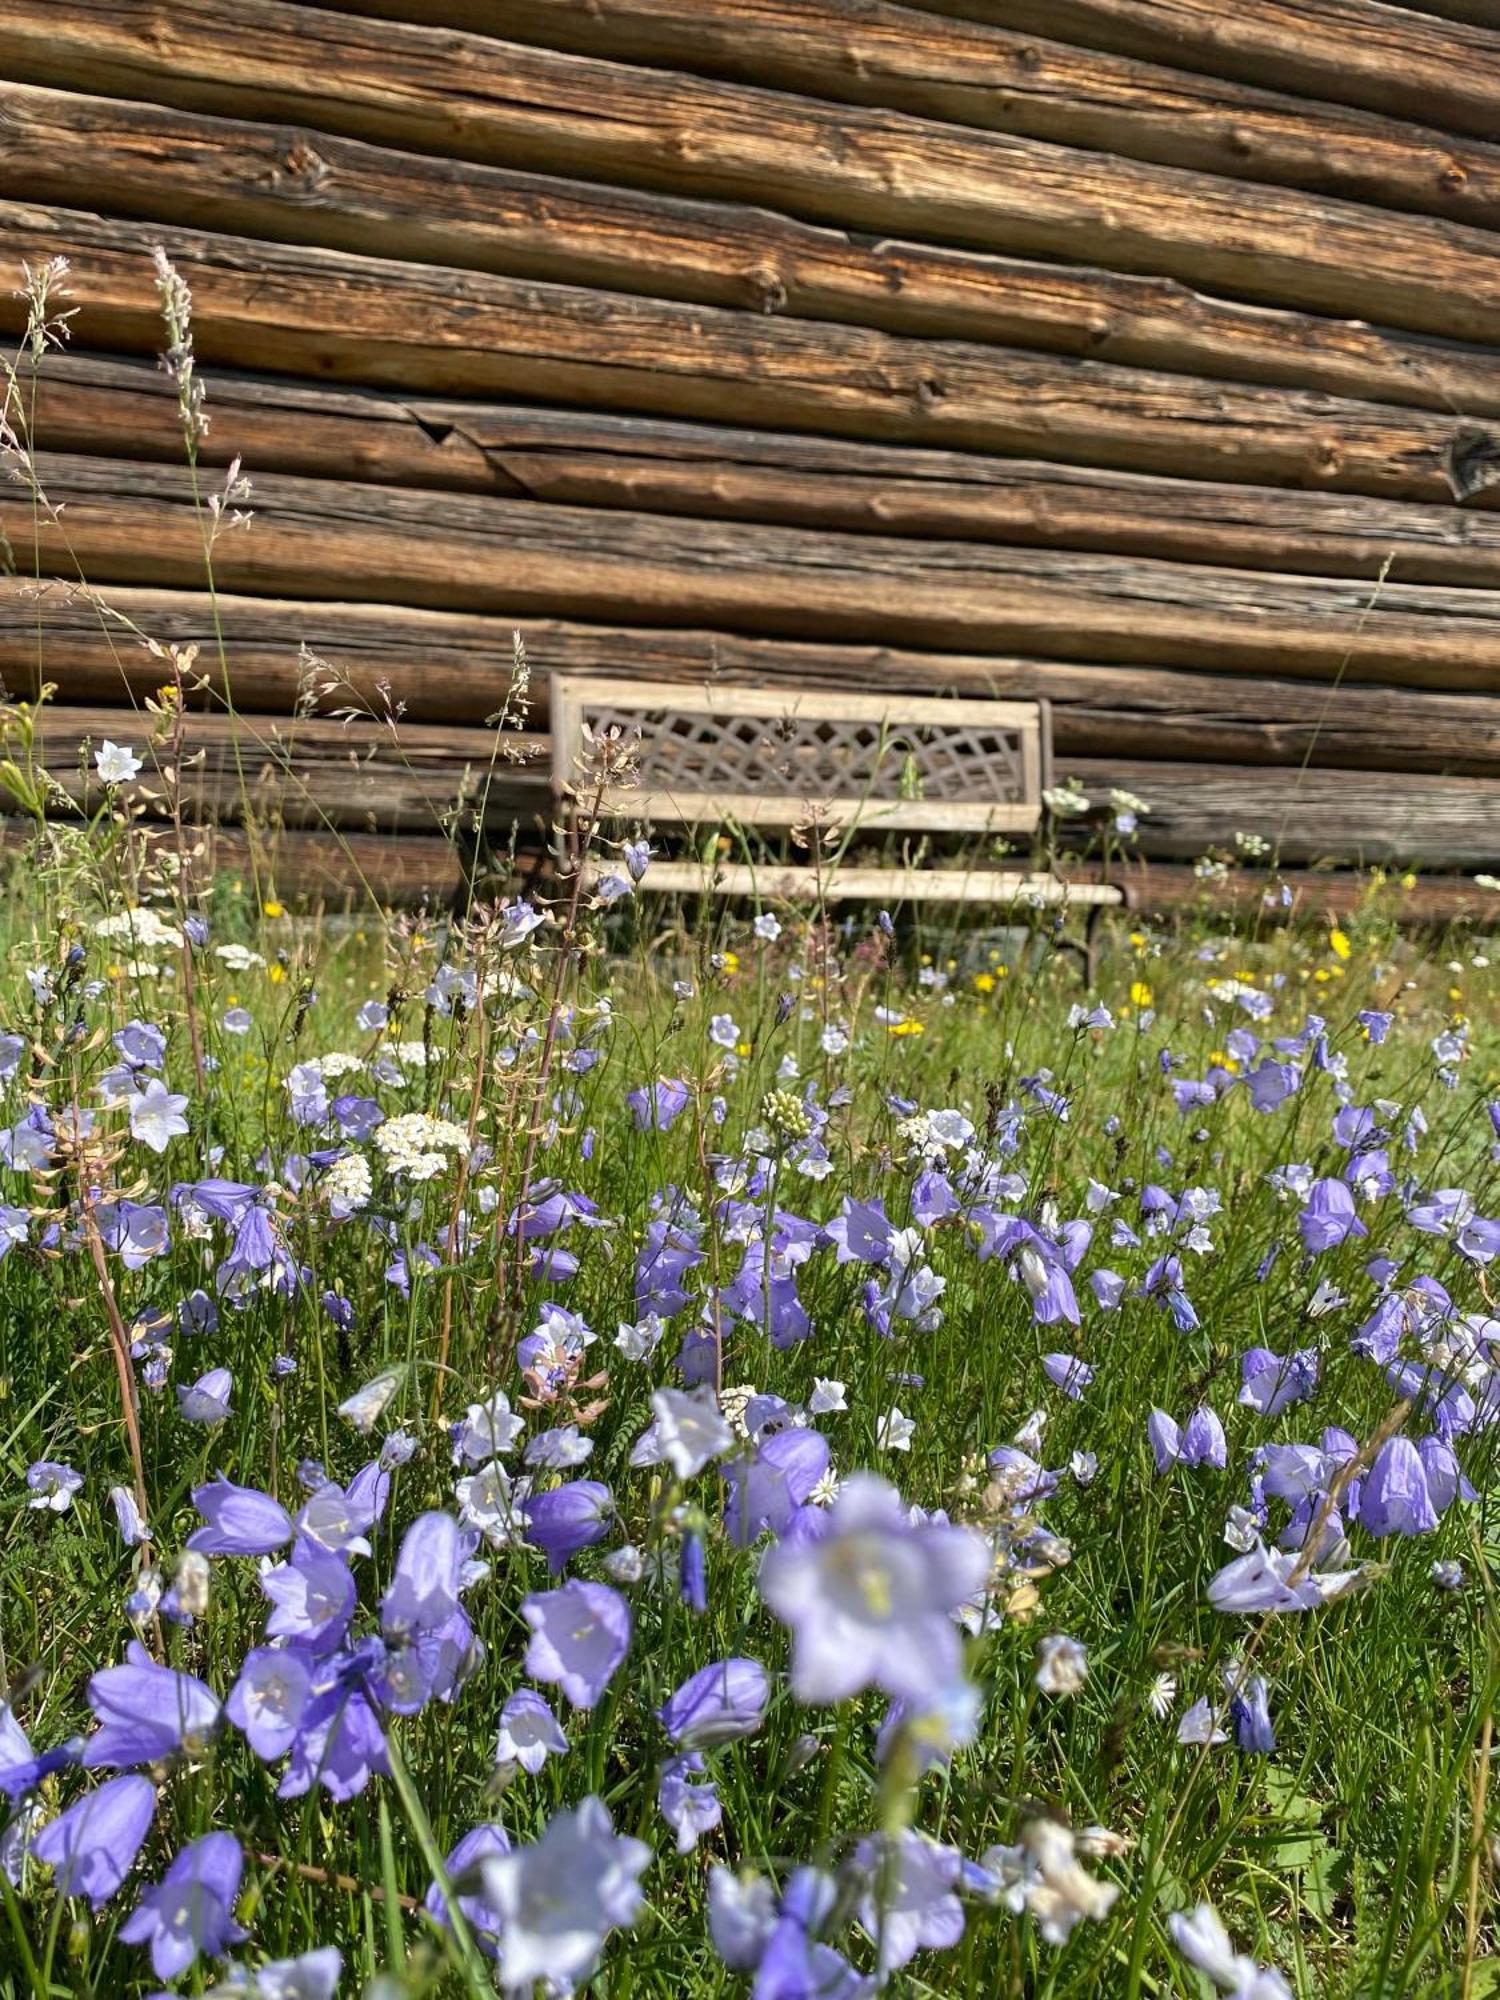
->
35, 82, 1500, 423
16, 706, 546, 833
10, 3, 1500, 341
15, 455, 1500, 692
904, 0, 1500, 142
0, 820, 468, 903
332, 0, 1500, 232
30, 354, 1500, 588
10, 582, 1500, 774
8, 208, 1500, 506
9, 813, 1487, 922
20, 708, 1498, 867
1065, 759, 1500, 867
1382, 0, 1500, 26
1103, 859, 1500, 925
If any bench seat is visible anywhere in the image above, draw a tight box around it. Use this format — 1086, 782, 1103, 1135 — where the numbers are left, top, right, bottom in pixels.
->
584, 859, 1121, 905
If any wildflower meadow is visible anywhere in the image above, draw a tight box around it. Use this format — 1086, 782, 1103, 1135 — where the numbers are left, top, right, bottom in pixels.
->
0, 842, 1496, 2000
1, 254, 1499, 2000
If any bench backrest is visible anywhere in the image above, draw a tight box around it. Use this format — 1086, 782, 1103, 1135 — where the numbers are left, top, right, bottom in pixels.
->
550, 678, 1051, 835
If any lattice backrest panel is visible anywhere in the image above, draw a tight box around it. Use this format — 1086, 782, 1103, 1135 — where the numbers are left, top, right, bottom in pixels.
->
550, 678, 1048, 836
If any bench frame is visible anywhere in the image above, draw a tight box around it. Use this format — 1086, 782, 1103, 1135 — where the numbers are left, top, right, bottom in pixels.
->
550, 675, 1123, 922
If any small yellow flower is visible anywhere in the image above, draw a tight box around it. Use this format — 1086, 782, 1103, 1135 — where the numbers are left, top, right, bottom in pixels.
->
262, 899, 285, 919
973, 971, 996, 994
1129, 981, 1153, 1007
1400, 872, 1417, 890
721, 951, 740, 975
889, 1019, 924, 1037
1449, 986, 1462, 1002
1128, 931, 1146, 951
736, 1041, 752, 1057
1329, 928, 1352, 961
1313, 968, 1331, 984
268, 964, 285, 985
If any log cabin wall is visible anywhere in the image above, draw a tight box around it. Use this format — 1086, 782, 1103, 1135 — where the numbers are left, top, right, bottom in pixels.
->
3, 0, 1500, 902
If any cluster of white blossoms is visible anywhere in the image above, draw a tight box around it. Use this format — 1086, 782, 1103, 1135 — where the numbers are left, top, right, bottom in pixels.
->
309, 1050, 365, 1080
980, 1820, 1121, 1946
894, 1106, 974, 1160
373, 1111, 470, 1181
214, 942, 267, 972
321, 1153, 373, 1216
93, 907, 183, 953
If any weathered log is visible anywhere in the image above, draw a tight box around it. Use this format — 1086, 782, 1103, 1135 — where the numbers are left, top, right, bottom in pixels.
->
8, 207, 1500, 505
1066, 759, 1500, 867
9, 3, 1500, 340
10, 580, 1500, 774
903, 0, 1500, 142
1103, 859, 1500, 925
1382, 0, 1500, 26
13, 705, 547, 833
25, 352, 1500, 589
18, 83, 1500, 434
17, 708, 1498, 867
30, 82, 1499, 421
22, 353, 500, 492
9, 812, 1487, 922
0, 820, 469, 904
324, 0, 1500, 232
15, 455, 1500, 689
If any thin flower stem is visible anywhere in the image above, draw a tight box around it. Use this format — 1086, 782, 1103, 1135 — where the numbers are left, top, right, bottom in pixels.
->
384, 1728, 496, 2000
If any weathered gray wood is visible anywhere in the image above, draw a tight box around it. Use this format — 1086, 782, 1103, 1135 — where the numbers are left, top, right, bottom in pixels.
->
7, 209, 1500, 504
14, 455, 1500, 689
9, 582, 1500, 773
1103, 858, 1500, 923
8, 0, 1500, 339
323, 0, 1500, 231
1064, 758, 1500, 867
26, 353, 1500, 586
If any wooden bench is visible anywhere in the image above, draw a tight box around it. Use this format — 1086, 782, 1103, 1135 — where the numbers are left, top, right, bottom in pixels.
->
550, 676, 1123, 916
